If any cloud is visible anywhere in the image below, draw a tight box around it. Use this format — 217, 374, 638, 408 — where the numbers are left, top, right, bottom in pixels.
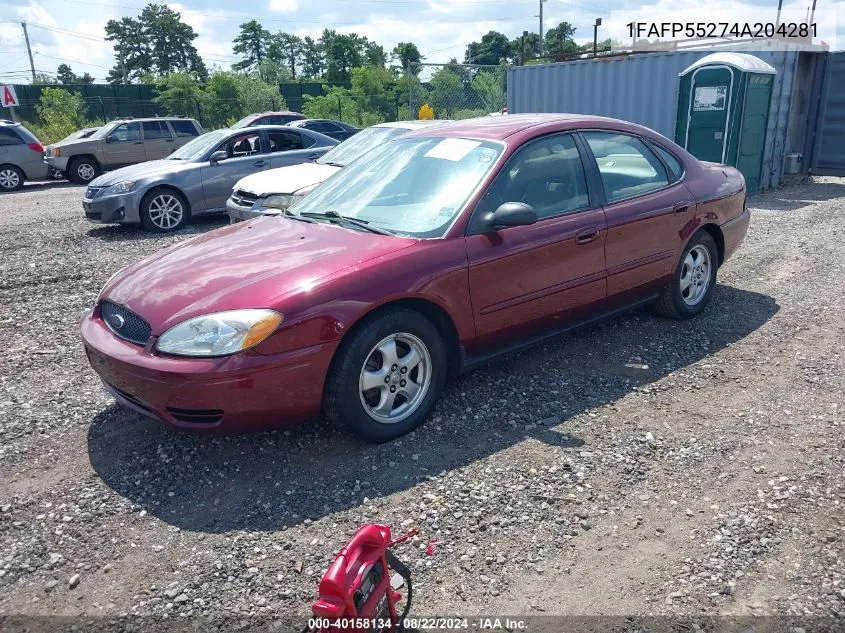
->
269, 0, 299, 13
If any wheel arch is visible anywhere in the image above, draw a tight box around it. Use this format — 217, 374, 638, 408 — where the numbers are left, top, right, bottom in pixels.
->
141, 183, 192, 216
698, 223, 725, 266
68, 154, 101, 169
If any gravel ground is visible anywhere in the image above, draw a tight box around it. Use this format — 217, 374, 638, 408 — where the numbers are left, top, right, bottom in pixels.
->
0, 179, 842, 627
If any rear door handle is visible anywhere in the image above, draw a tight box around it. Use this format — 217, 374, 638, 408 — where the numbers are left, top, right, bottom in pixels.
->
575, 228, 602, 245
133, 141, 143, 145
253, 160, 267, 167
674, 200, 694, 213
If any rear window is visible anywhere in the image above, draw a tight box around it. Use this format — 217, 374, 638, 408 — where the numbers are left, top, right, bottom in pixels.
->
169, 120, 199, 137
0, 127, 23, 146
142, 121, 171, 140
652, 143, 684, 181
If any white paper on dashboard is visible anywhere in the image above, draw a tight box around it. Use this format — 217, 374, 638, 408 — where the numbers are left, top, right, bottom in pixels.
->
424, 138, 481, 161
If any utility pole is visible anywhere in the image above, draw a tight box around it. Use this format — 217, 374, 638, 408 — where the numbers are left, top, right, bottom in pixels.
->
539, 0, 546, 55
775, 0, 783, 29
593, 18, 602, 58
21, 22, 36, 83
520, 30, 527, 66
809, 0, 817, 40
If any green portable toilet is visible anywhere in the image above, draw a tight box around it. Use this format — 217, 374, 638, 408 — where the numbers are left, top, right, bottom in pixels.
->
675, 52, 775, 192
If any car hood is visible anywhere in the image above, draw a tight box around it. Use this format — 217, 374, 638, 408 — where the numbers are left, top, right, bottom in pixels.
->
48, 137, 99, 151
235, 162, 341, 197
101, 216, 416, 334
90, 160, 194, 186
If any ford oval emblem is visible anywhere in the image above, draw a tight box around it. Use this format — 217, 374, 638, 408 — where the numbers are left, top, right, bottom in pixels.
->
109, 313, 125, 330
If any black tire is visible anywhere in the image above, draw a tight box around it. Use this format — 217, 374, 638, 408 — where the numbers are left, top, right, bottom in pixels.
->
323, 308, 447, 442
0, 165, 24, 192
68, 157, 100, 184
139, 187, 189, 233
655, 230, 719, 319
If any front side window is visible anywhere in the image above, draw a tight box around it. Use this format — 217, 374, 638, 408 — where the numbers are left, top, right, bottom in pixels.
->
583, 131, 669, 203
268, 131, 311, 152
108, 122, 141, 142
142, 121, 170, 140
477, 133, 589, 222
215, 132, 261, 158
292, 136, 503, 238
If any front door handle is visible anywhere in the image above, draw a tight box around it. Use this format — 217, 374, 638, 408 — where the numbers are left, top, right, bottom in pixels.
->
253, 160, 267, 167
575, 228, 602, 245
674, 200, 694, 213
133, 141, 142, 145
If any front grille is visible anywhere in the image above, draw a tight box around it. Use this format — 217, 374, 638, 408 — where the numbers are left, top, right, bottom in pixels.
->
166, 407, 224, 425
231, 189, 258, 207
100, 301, 151, 346
85, 186, 103, 199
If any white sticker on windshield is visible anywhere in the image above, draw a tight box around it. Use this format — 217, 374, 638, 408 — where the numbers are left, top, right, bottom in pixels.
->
424, 138, 481, 161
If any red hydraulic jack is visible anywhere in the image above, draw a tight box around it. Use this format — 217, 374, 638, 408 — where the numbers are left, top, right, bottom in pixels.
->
308, 524, 415, 633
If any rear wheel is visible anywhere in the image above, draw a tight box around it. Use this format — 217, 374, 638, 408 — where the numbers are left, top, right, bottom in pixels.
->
140, 188, 189, 233
323, 308, 447, 442
68, 157, 100, 184
0, 165, 24, 192
655, 230, 718, 318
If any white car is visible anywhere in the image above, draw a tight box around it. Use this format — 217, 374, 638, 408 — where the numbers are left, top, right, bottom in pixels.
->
226, 120, 447, 222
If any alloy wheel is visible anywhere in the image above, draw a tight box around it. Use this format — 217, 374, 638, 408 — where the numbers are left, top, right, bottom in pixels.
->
77, 163, 95, 182
148, 194, 184, 230
680, 244, 712, 306
359, 332, 432, 424
0, 168, 21, 190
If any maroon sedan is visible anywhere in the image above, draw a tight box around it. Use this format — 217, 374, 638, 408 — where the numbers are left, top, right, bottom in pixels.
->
81, 114, 750, 442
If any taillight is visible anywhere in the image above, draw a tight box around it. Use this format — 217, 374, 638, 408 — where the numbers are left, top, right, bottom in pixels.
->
28, 142, 44, 153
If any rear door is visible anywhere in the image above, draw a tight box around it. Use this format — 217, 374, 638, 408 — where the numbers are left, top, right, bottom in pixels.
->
580, 130, 695, 305
141, 120, 175, 160
265, 129, 321, 168
465, 133, 607, 351
101, 122, 144, 167
200, 131, 269, 210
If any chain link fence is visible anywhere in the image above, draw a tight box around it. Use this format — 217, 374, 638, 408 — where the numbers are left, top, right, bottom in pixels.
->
403, 62, 508, 121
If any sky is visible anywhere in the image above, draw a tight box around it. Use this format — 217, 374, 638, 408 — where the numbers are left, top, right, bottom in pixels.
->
0, 0, 842, 84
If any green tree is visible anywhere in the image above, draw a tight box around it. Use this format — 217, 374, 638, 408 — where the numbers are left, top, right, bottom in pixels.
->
78, 72, 95, 85
391, 42, 422, 73
105, 3, 206, 82
364, 42, 387, 68
256, 58, 291, 85
36, 88, 87, 142
470, 70, 505, 112
429, 65, 462, 118
300, 36, 324, 78
350, 65, 395, 121
302, 87, 361, 125
510, 32, 541, 63
465, 31, 514, 65
57, 64, 76, 84
271, 33, 303, 79
153, 71, 203, 118
232, 19, 271, 72
232, 73, 286, 117
33, 73, 58, 85
544, 21, 578, 55
321, 30, 366, 82
204, 72, 241, 128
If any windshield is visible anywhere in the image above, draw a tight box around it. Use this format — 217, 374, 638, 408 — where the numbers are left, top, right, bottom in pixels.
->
317, 126, 409, 167
90, 122, 117, 140
167, 130, 229, 160
292, 136, 503, 238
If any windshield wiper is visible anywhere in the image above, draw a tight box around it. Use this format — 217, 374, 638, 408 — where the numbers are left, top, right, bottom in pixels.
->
318, 160, 345, 167
298, 210, 393, 235
280, 209, 315, 223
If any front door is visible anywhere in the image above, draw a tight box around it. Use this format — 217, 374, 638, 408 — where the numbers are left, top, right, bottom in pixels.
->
200, 131, 269, 211
581, 131, 695, 304
101, 122, 144, 167
141, 120, 175, 160
465, 133, 607, 352
685, 66, 734, 163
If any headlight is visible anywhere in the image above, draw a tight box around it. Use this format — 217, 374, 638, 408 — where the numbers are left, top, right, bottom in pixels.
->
262, 194, 296, 210
102, 181, 135, 195
156, 309, 283, 357
50, 148, 60, 158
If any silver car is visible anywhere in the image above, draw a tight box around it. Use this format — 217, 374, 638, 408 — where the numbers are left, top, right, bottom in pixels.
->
0, 121, 49, 192
82, 125, 337, 232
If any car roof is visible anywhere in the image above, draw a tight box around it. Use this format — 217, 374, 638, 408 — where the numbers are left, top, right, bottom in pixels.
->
373, 120, 449, 130
110, 117, 196, 123
252, 111, 304, 117
400, 113, 643, 141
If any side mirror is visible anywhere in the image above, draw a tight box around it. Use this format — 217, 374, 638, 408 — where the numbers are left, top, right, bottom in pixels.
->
484, 202, 537, 229
104, 135, 116, 143
210, 150, 227, 164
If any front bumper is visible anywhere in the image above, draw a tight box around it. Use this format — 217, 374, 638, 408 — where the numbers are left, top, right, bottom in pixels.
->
226, 196, 276, 223
83, 189, 142, 224
45, 155, 69, 172
80, 309, 336, 433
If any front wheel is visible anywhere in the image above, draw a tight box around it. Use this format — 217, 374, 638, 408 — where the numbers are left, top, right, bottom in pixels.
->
68, 157, 100, 184
140, 188, 189, 233
655, 230, 718, 318
323, 309, 447, 442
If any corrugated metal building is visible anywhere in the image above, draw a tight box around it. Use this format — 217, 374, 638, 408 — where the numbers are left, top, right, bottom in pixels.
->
508, 48, 827, 190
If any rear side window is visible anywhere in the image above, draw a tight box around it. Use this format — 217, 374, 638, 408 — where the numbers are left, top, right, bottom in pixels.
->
582, 131, 669, 203
652, 143, 684, 181
142, 121, 170, 140
0, 127, 23, 146
170, 120, 199, 137
267, 130, 313, 152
